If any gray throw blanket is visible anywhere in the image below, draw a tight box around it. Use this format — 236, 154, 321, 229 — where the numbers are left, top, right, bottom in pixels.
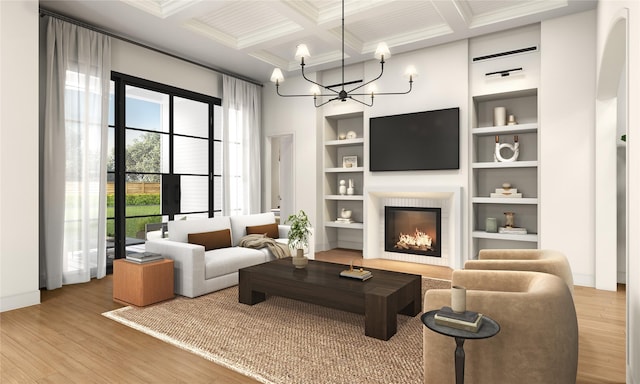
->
238, 234, 291, 259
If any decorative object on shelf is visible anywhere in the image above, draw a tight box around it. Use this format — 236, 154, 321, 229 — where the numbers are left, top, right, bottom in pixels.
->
269, 0, 415, 108
347, 179, 354, 195
485, 217, 498, 233
338, 179, 346, 195
342, 155, 358, 168
451, 286, 467, 313
285, 210, 312, 268
338, 133, 346, 140
346, 130, 357, 139
336, 208, 354, 224
504, 211, 515, 228
494, 135, 520, 162
499, 226, 527, 234
507, 114, 517, 125
490, 182, 523, 198
493, 107, 506, 126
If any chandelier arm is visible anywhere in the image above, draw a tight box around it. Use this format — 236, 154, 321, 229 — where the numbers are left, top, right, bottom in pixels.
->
301, 65, 339, 94
347, 95, 374, 107
348, 79, 413, 96
314, 96, 340, 108
347, 60, 385, 94
276, 84, 337, 98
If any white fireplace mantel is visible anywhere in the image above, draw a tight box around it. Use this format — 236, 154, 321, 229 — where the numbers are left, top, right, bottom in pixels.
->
364, 186, 463, 270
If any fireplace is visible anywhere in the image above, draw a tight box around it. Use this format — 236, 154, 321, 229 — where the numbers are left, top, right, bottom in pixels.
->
384, 206, 441, 257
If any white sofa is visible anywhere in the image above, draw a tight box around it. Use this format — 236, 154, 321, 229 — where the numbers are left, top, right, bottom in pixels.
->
145, 212, 314, 298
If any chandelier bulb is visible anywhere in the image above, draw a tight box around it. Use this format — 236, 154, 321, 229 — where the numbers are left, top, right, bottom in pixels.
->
295, 44, 310, 60
374, 42, 390, 61
270, 68, 284, 84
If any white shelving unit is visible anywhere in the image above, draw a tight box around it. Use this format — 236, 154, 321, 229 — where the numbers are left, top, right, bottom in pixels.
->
322, 112, 364, 250
470, 88, 539, 257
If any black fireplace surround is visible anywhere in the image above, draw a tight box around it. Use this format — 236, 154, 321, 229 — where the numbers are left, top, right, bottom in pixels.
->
384, 206, 441, 257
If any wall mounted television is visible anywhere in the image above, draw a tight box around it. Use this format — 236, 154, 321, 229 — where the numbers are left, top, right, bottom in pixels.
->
369, 107, 460, 171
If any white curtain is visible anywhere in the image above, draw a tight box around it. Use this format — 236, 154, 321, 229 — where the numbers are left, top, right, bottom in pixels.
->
222, 75, 262, 215
42, 18, 111, 289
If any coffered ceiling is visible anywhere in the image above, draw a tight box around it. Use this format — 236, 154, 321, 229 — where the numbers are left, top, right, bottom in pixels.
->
39, 0, 597, 84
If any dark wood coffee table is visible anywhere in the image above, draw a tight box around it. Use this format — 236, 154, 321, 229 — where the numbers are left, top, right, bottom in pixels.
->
238, 258, 422, 340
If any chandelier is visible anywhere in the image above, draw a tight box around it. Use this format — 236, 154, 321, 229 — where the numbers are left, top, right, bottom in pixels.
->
270, 0, 416, 108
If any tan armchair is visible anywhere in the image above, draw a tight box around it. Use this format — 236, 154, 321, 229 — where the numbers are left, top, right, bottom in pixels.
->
464, 249, 574, 295
423, 270, 578, 384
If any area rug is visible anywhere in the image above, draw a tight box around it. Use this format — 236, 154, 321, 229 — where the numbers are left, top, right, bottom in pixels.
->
103, 277, 450, 384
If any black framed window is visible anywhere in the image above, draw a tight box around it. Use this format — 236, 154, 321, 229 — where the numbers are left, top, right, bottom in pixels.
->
106, 72, 222, 266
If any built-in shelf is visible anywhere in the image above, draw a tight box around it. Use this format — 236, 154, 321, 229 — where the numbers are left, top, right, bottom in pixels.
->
472, 161, 538, 169
472, 231, 538, 242
472, 197, 538, 204
323, 112, 365, 250
325, 221, 364, 229
325, 166, 364, 173
470, 86, 539, 257
325, 138, 365, 146
472, 123, 538, 136
325, 195, 364, 200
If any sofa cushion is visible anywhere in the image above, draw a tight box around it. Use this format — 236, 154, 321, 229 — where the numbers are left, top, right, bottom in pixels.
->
204, 247, 268, 279
168, 216, 231, 243
188, 229, 232, 251
246, 223, 280, 239
229, 212, 276, 246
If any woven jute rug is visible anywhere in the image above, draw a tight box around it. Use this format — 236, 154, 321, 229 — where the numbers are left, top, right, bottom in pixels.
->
103, 277, 450, 384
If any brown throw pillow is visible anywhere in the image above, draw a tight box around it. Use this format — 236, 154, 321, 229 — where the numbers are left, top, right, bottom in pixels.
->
246, 223, 279, 239
188, 229, 232, 251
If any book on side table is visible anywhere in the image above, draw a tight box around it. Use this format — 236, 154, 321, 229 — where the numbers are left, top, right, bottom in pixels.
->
126, 251, 163, 264
434, 306, 484, 332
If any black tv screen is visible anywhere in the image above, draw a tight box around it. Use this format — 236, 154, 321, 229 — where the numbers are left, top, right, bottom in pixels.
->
369, 107, 459, 171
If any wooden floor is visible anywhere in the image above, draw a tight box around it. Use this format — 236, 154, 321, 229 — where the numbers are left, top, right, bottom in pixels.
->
0, 249, 626, 383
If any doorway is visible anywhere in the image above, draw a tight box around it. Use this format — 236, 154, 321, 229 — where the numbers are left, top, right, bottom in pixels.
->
595, 14, 628, 290
269, 134, 294, 223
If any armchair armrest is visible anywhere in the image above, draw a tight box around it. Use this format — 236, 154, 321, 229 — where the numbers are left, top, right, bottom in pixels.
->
145, 239, 206, 298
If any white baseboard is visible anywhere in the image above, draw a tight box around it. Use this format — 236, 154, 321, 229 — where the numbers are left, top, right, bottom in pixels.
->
0, 290, 40, 312
573, 273, 595, 288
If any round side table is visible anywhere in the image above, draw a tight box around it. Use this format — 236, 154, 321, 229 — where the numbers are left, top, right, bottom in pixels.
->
421, 310, 500, 384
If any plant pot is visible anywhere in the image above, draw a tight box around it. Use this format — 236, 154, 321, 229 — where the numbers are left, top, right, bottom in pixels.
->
292, 249, 308, 269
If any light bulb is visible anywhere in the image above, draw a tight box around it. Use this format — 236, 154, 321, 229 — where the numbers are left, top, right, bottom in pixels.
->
270, 68, 284, 83
295, 44, 310, 59
374, 42, 390, 60
405, 65, 417, 80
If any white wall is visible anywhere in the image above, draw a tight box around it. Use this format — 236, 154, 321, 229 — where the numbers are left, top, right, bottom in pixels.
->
540, 11, 597, 287
0, 0, 41, 312
597, 0, 640, 382
111, 39, 222, 98
262, 75, 319, 229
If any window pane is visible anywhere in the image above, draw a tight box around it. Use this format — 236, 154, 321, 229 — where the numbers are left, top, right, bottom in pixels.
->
180, 176, 208, 213
125, 130, 169, 174
214, 104, 222, 140
174, 97, 209, 138
213, 141, 222, 175
108, 81, 115, 126
174, 136, 208, 175
125, 217, 161, 242
125, 85, 169, 132
213, 175, 223, 211
107, 127, 115, 172
125, 174, 161, 217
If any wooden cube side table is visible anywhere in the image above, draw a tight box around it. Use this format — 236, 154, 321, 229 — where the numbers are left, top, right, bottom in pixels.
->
113, 259, 174, 306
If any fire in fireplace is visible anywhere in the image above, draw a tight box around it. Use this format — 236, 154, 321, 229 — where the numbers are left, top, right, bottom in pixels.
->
384, 206, 441, 257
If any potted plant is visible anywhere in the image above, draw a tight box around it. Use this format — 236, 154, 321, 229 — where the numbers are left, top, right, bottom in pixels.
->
285, 210, 312, 268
